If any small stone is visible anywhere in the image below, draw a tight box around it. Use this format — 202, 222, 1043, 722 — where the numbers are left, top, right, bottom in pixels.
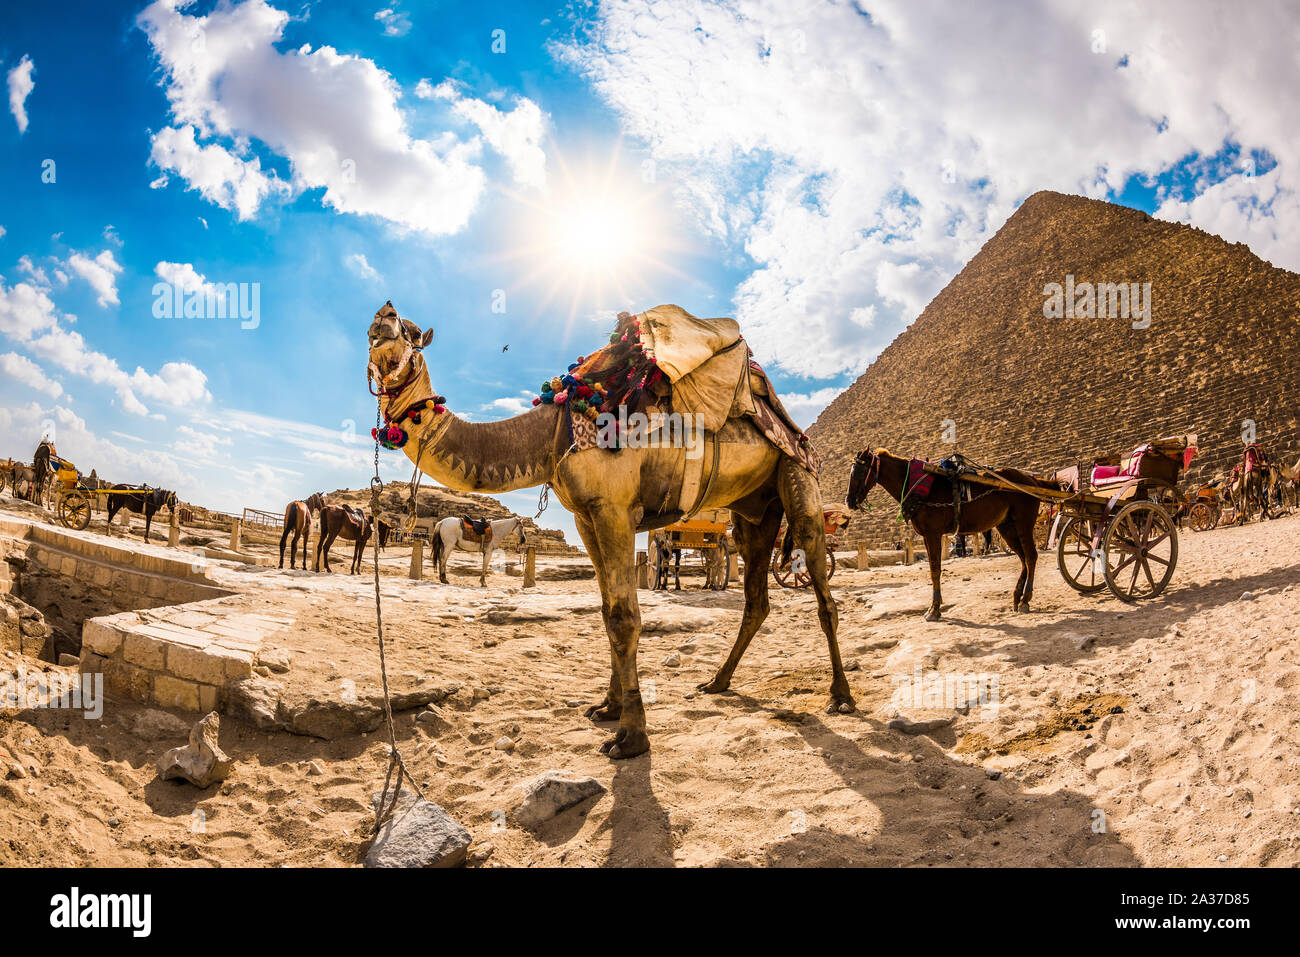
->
494, 736, 516, 752
1240, 591, 1254, 601
157, 712, 233, 788
512, 770, 607, 828
107, 817, 120, 828
985, 767, 1002, 780
365, 790, 471, 868
257, 648, 292, 673
663, 653, 682, 668
307, 760, 325, 776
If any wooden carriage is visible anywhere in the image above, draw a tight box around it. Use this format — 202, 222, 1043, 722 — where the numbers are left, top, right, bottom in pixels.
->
651, 508, 731, 590
770, 507, 850, 589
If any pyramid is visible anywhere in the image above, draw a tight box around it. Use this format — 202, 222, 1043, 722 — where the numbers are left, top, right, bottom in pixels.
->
807, 190, 1300, 547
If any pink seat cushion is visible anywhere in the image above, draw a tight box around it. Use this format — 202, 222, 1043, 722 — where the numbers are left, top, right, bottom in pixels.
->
1091, 465, 1122, 483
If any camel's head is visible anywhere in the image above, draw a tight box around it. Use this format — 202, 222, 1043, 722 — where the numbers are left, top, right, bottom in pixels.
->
367, 300, 434, 394
845, 448, 880, 510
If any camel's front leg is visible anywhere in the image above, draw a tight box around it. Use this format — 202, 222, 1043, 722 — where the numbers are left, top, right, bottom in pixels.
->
574, 508, 647, 758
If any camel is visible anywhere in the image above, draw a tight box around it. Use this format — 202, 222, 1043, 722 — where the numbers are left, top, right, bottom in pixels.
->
316, 506, 391, 574
366, 301, 852, 760
428, 515, 523, 586
280, 492, 325, 569
846, 449, 1054, 620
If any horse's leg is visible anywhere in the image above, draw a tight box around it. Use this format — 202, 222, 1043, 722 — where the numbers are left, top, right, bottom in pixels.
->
779, 460, 853, 713
300, 520, 309, 570
439, 531, 452, 583
996, 518, 1028, 610
673, 548, 680, 590
699, 504, 782, 695
1014, 505, 1039, 612
143, 507, 153, 543
480, 545, 490, 587
279, 514, 292, 568
920, 523, 944, 621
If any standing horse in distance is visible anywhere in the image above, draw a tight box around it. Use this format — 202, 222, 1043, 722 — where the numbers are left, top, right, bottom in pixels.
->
105, 486, 178, 543
316, 506, 391, 574
279, 492, 325, 569
428, 515, 523, 586
846, 448, 1056, 621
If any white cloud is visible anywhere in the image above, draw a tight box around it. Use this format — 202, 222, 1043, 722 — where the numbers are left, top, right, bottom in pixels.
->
0, 402, 194, 490
414, 78, 436, 99
374, 7, 411, 37
558, 0, 1300, 377
0, 277, 59, 340
7, 55, 34, 134
775, 387, 843, 431
65, 249, 123, 307
0, 225, 6, 239
137, 0, 499, 234
346, 252, 383, 283
490, 392, 535, 416
432, 81, 548, 190
0, 352, 63, 398
149, 124, 290, 221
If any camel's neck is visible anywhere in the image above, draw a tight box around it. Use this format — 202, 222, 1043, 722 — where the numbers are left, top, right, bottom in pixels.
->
384, 358, 561, 494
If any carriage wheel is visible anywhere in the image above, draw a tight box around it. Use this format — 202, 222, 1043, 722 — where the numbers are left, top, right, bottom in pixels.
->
57, 490, 92, 531
1188, 502, 1215, 532
708, 539, 731, 590
825, 548, 837, 582
1102, 501, 1177, 602
1056, 516, 1106, 593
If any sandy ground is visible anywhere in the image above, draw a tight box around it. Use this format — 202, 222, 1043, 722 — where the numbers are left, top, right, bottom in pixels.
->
3, 496, 1299, 867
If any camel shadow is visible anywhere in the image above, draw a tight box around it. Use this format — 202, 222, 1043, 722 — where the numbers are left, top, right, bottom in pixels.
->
703, 690, 1139, 867
593, 750, 675, 867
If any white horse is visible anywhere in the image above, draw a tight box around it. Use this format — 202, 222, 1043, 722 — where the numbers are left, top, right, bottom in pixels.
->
428, 516, 524, 586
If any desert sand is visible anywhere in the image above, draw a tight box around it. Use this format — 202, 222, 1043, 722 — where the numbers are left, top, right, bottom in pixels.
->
2, 492, 1299, 867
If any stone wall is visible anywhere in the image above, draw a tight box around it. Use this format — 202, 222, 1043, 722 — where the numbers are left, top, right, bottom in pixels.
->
808, 191, 1300, 547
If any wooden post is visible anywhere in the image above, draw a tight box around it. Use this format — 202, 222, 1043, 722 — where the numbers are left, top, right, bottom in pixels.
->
409, 539, 423, 580
229, 518, 241, 552
168, 507, 180, 547
523, 546, 537, 588
636, 551, 649, 589
903, 531, 914, 565
728, 551, 739, 581
941, 534, 948, 562
857, 541, 868, 572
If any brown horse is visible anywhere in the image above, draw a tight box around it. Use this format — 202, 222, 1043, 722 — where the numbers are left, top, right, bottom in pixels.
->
279, 491, 325, 569
315, 506, 392, 574
106, 486, 178, 543
846, 449, 1055, 621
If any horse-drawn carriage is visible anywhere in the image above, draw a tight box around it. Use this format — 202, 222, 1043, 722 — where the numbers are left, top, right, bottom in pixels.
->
650, 509, 731, 590
1186, 480, 1227, 531
44, 457, 176, 539
770, 507, 850, 589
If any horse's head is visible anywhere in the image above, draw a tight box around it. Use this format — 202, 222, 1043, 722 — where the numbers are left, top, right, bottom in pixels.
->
377, 518, 392, 550
846, 449, 880, 510
306, 491, 326, 513
367, 301, 433, 399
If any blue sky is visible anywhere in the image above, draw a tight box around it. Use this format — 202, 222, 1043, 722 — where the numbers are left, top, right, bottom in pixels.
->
2, 1, 1296, 546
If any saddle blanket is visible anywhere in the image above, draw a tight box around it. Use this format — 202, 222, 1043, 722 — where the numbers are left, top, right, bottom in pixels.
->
461, 518, 493, 543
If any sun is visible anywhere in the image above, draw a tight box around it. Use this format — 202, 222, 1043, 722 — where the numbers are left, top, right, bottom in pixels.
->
496, 140, 696, 328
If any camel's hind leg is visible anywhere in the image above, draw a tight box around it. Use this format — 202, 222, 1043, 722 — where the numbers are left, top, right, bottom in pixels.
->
778, 459, 854, 714
698, 501, 782, 695
573, 507, 648, 759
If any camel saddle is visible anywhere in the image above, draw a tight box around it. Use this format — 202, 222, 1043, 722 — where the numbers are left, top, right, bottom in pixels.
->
567, 304, 822, 476
461, 517, 493, 543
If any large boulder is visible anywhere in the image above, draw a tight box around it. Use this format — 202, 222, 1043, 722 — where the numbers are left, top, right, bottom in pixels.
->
365, 789, 472, 868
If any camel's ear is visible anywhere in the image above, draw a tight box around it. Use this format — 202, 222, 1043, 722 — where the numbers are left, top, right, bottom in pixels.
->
419, 327, 434, 349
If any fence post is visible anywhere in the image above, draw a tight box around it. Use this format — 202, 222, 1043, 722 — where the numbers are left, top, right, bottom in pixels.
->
168, 507, 180, 548
523, 546, 537, 588
903, 531, 914, 565
857, 541, 868, 572
728, 550, 739, 581
409, 539, 423, 580
229, 518, 241, 552
636, 551, 649, 589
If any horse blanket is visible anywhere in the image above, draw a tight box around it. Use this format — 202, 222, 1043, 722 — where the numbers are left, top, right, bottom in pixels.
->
461, 517, 493, 543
